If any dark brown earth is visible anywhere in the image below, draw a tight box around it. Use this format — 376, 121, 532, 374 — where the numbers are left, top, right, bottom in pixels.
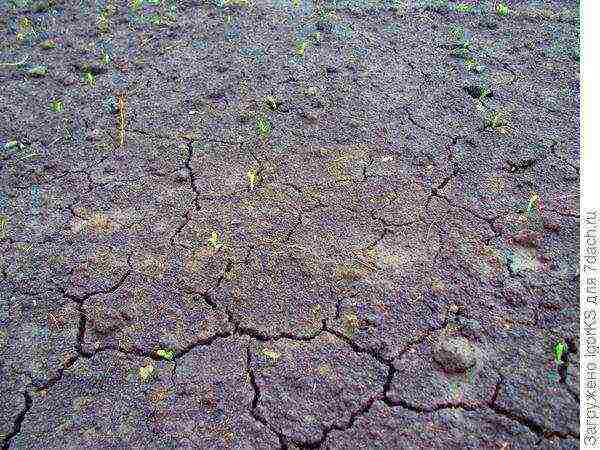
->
0, 0, 580, 448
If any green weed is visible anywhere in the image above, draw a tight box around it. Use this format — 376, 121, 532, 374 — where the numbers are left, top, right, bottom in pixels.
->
207, 231, 223, 251
247, 168, 260, 189
455, 2, 474, 13
554, 341, 567, 365
16, 17, 37, 42
264, 95, 279, 111
497, 3, 509, 17
50, 99, 63, 112
525, 193, 540, 217
131, 0, 142, 10
257, 116, 271, 138
40, 39, 56, 49
224, 0, 250, 5
156, 349, 175, 360
296, 40, 309, 56
84, 71, 96, 86
484, 109, 508, 129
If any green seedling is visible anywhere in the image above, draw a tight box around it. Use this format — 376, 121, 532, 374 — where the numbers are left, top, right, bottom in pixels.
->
264, 95, 278, 111
525, 193, 540, 217
465, 58, 477, 71
50, 99, 63, 112
479, 87, 492, 100
224, 0, 251, 6
101, 52, 110, 65
485, 109, 508, 129
138, 363, 154, 381
0, 215, 8, 238
131, 0, 142, 10
16, 17, 37, 41
97, 10, 110, 33
207, 231, 223, 251
296, 40, 309, 56
257, 116, 271, 138
554, 341, 567, 365
497, 3, 509, 17
27, 65, 48, 77
455, 2, 474, 13
40, 39, 57, 49
84, 71, 95, 86
156, 349, 175, 360
262, 348, 280, 360
247, 168, 260, 188
4, 140, 24, 150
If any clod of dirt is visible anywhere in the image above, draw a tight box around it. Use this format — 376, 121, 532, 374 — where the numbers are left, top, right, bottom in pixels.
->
72, 61, 108, 76
511, 229, 542, 248
173, 169, 188, 183
463, 84, 493, 99
60, 74, 78, 86
542, 217, 561, 232
502, 278, 528, 307
478, 17, 499, 30
432, 336, 477, 374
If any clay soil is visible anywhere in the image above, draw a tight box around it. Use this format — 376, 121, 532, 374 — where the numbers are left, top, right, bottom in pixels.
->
0, 0, 580, 448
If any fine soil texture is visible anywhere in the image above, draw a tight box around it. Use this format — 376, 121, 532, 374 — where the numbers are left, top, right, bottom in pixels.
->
0, 0, 580, 449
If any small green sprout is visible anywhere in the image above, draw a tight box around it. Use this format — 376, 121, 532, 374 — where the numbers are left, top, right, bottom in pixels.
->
97, 10, 110, 33
485, 109, 508, 129
257, 116, 271, 138
497, 3, 509, 17
264, 95, 278, 111
40, 39, 57, 49
296, 40, 309, 56
156, 349, 175, 360
224, 0, 250, 5
207, 231, 223, 251
247, 168, 260, 188
465, 58, 477, 71
131, 0, 142, 9
84, 71, 95, 86
554, 341, 567, 365
455, 2, 474, 13
101, 52, 110, 65
139, 363, 154, 381
292, 0, 300, 7
27, 65, 48, 77
50, 99, 63, 112
479, 87, 492, 100
525, 193, 540, 217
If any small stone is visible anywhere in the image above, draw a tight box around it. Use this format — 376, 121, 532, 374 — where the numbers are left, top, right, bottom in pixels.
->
433, 336, 477, 374
61, 75, 78, 86
86, 129, 102, 142
173, 169, 188, 183
72, 61, 108, 76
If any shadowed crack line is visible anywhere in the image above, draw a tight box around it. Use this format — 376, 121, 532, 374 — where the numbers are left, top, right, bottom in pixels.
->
1, 392, 32, 450
245, 346, 288, 450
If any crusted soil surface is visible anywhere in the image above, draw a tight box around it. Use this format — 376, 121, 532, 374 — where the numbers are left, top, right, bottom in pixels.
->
0, 0, 579, 448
